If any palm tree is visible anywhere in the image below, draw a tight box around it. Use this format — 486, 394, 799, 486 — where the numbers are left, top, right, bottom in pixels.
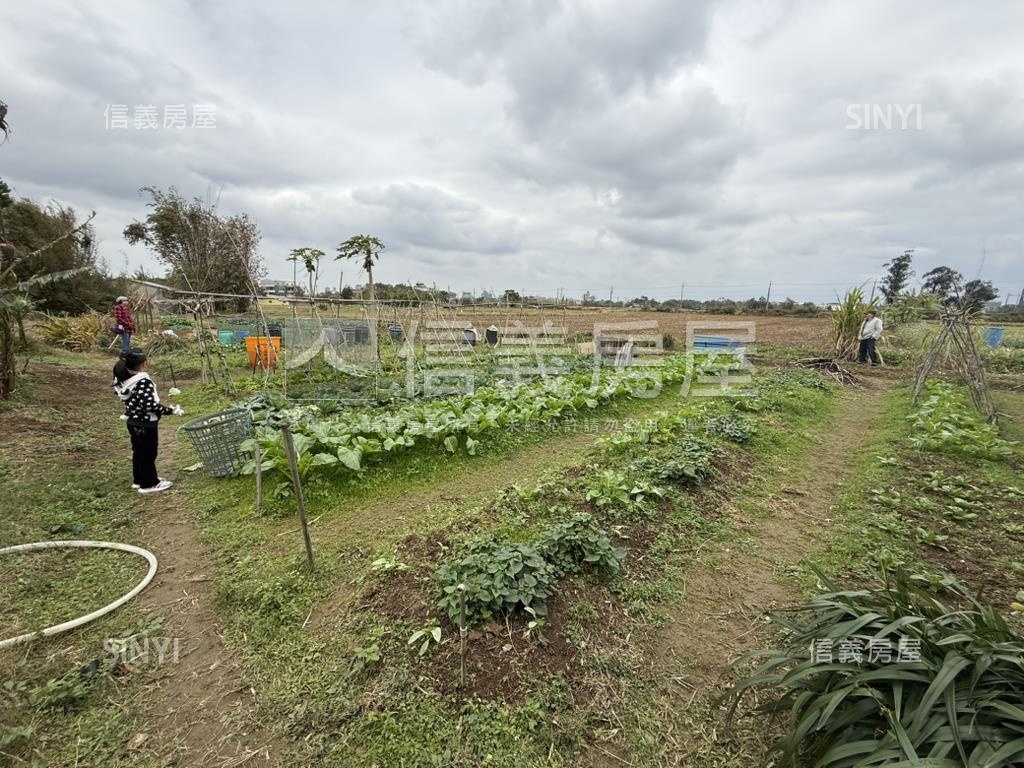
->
336, 235, 384, 304
289, 247, 325, 298
336, 235, 385, 361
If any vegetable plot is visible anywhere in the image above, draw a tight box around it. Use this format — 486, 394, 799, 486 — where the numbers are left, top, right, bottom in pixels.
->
239, 353, 724, 487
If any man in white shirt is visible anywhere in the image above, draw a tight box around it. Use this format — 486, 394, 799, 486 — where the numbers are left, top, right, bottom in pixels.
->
857, 310, 883, 366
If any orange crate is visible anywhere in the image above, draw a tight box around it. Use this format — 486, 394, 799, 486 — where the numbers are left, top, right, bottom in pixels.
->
245, 336, 281, 370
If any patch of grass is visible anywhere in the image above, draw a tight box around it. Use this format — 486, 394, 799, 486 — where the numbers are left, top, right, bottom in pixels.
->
799, 387, 918, 582
727, 567, 1024, 768
0, 361, 162, 766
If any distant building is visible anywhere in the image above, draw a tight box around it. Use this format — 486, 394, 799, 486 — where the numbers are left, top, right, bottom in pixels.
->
259, 279, 296, 296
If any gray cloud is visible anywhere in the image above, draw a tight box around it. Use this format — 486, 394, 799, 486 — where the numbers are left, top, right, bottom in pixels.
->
351, 183, 523, 254
1, 0, 1022, 303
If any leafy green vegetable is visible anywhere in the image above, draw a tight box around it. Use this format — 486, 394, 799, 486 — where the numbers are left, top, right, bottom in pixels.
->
436, 512, 623, 624
908, 382, 1015, 460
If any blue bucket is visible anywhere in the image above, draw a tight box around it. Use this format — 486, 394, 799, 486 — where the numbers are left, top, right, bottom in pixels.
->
233, 330, 248, 344
982, 327, 1005, 348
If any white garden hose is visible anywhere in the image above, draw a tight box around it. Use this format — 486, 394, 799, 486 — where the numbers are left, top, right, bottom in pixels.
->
0, 540, 158, 650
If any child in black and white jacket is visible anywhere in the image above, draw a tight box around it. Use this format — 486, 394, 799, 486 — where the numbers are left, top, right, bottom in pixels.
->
113, 348, 184, 494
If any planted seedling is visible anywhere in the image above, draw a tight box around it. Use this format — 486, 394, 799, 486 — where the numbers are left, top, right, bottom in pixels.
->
407, 624, 442, 657
914, 526, 949, 550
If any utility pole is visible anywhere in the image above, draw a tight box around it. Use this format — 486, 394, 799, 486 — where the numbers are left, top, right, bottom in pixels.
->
764, 281, 772, 312
680, 282, 685, 304
338, 270, 343, 294
869, 279, 877, 303
609, 285, 614, 303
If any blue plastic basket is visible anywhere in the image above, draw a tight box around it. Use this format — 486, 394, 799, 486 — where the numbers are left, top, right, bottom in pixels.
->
982, 327, 1005, 348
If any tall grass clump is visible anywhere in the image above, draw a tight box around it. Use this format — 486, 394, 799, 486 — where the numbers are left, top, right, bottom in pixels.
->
40, 311, 109, 351
727, 567, 1024, 768
831, 288, 880, 360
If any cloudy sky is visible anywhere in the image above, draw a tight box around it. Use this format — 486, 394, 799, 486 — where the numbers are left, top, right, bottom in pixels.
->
2, 0, 1022, 303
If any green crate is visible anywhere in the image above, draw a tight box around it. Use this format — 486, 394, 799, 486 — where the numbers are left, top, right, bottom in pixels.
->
181, 408, 252, 477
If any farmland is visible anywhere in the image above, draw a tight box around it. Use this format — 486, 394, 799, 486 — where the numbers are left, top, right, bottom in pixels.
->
1, 307, 1023, 767
7, 0, 1024, 762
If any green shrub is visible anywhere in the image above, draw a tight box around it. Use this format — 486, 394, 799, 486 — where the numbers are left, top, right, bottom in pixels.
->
704, 413, 755, 443
631, 436, 721, 486
584, 468, 664, 518
727, 568, 1024, 768
436, 513, 622, 624
983, 346, 1024, 373
536, 512, 625, 576
437, 541, 556, 623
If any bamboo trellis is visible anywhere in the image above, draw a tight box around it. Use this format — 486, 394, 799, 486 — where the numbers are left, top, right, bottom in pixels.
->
910, 310, 997, 424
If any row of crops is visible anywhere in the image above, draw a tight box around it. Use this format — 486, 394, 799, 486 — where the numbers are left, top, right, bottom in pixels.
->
238, 352, 744, 488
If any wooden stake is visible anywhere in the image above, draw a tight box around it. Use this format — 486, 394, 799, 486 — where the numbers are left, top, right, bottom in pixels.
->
281, 425, 315, 571
254, 440, 263, 516
458, 583, 467, 690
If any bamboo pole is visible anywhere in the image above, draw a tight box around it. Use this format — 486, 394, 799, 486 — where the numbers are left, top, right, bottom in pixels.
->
281, 424, 315, 571
254, 440, 263, 516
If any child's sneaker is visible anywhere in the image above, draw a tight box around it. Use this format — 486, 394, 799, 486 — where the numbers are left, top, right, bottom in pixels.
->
132, 484, 141, 490
138, 480, 173, 494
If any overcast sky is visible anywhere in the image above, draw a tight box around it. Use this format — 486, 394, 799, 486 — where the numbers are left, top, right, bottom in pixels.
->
2, 0, 1022, 303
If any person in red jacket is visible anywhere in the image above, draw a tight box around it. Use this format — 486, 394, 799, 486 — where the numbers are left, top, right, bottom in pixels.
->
113, 296, 135, 350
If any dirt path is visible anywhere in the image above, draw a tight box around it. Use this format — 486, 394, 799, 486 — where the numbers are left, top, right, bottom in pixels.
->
12, 361, 274, 767
648, 378, 891, 755
133, 442, 276, 768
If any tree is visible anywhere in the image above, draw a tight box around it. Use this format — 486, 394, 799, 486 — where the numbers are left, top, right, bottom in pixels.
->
123, 187, 263, 311
0, 99, 9, 142
963, 279, 998, 311
502, 288, 522, 305
0, 180, 120, 313
880, 250, 914, 304
336, 235, 385, 361
0, 211, 96, 397
335, 235, 384, 304
921, 266, 964, 304
289, 247, 325, 298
